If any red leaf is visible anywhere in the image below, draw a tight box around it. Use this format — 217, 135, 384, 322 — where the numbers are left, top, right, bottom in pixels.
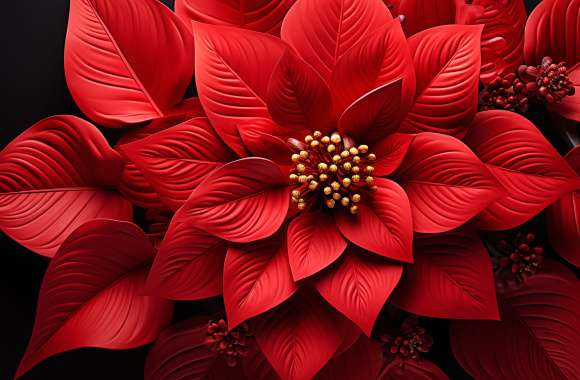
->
253, 291, 343, 380
16, 220, 173, 378
394, 132, 502, 233
335, 178, 413, 262
338, 79, 403, 142
177, 158, 289, 242
266, 49, 333, 131
281, 0, 393, 83
400, 25, 482, 138
524, 0, 580, 65
147, 220, 227, 300
390, 227, 499, 320
238, 119, 294, 166
243, 348, 280, 380
175, 0, 296, 35
547, 145, 580, 267
64, 0, 194, 127
451, 260, 580, 380
287, 211, 347, 281
0, 116, 132, 257
550, 63, 580, 121
145, 318, 244, 380
463, 110, 579, 230
119, 117, 236, 210
372, 133, 415, 177
224, 233, 297, 329
193, 22, 287, 156
394, 0, 462, 37
379, 358, 449, 380
330, 21, 416, 117
316, 250, 403, 335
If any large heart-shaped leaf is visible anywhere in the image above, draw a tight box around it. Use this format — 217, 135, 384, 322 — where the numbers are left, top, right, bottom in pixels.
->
316, 250, 403, 335
119, 117, 236, 210
175, 0, 296, 35
400, 25, 482, 138
394, 132, 502, 233
146, 220, 228, 300
451, 260, 580, 380
390, 227, 499, 320
463, 110, 579, 230
193, 22, 287, 156
0, 116, 132, 257
16, 220, 173, 378
224, 233, 297, 329
379, 358, 449, 380
315, 335, 383, 380
177, 158, 289, 242
524, 0, 580, 65
65, 0, 194, 127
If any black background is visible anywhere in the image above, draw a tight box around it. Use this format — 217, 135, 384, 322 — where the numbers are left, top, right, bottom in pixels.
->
0, 0, 546, 379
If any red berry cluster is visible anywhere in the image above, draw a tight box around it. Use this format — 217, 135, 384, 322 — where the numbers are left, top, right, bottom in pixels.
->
481, 56, 575, 113
492, 232, 544, 289
205, 319, 253, 367
380, 316, 433, 361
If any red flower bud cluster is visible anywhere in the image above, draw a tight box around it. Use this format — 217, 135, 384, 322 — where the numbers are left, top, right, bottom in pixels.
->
481, 57, 575, 113
205, 319, 253, 367
492, 232, 544, 289
380, 316, 433, 361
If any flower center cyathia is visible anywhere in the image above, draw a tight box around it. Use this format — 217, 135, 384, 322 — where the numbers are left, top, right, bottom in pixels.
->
380, 316, 433, 361
492, 232, 544, 288
206, 319, 253, 367
289, 131, 377, 214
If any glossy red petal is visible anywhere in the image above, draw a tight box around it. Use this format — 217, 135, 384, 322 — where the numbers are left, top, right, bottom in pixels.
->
146, 221, 227, 300
287, 211, 347, 281
400, 25, 482, 138
16, 220, 173, 379
175, 0, 296, 35
524, 0, 580, 65
64, 0, 194, 127
119, 117, 236, 211
238, 119, 294, 166
193, 22, 287, 156
390, 227, 499, 320
177, 158, 289, 242
335, 178, 413, 262
0, 116, 132, 257
330, 21, 416, 117
550, 63, 580, 121
451, 260, 580, 380
338, 79, 403, 142
379, 359, 449, 380
395, 0, 462, 36
372, 133, 415, 177
316, 250, 403, 335
223, 233, 297, 329
463, 110, 579, 230
547, 146, 580, 267
253, 292, 343, 380
145, 318, 243, 380
281, 0, 393, 84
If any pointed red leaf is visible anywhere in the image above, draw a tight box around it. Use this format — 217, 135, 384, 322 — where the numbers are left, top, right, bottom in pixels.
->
238, 119, 294, 166
524, 0, 580, 65
65, 0, 194, 127
315, 335, 383, 380
391, 227, 499, 320
379, 358, 449, 380
394, 0, 462, 37
372, 133, 415, 177
175, 0, 296, 35
281, 0, 393, 83
253, 292, 343, 380
193, 22, 287, 156
224, 233, 297, 329
145, 318, 244, 380
335, 178, 413, 262
119, 117, 236, 210
0, 116, 132, 257
316, 250, 403, 335
394, 132, 502, 233
287, 211, 347, 281
147, 220, 227, 300
547, 145, 580, 267
463, 110, 579, 230
16, 220, 173, 378
177, 158, 289, 242
550, 63, 580, 121
400, 25, 482, 138
451, 260, 580, 380
338, 79, 403, 142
